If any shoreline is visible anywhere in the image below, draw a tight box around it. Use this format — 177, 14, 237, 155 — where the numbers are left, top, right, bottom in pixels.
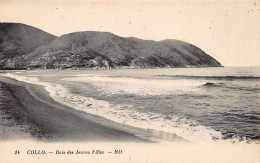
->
0, 70, 259, 162
1, 69, 259, 143
0, 76, 149, 142
0, 65, 224, 72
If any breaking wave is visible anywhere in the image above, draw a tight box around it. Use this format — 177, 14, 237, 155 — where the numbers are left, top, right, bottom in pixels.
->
2, 73, 259, 144
157, 75, 260, 80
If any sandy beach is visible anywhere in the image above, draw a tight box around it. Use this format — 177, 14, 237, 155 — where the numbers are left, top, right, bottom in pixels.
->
0, 75, 147, 142
0, 71, 259, 163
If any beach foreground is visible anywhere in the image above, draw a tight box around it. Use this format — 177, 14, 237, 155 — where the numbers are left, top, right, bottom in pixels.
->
1, 68, 260, 143
0, 76, 147, 142
0, 69, 259, 162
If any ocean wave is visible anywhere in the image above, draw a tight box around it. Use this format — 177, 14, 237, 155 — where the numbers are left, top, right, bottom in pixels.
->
1, 73, 223, 143
200, 81, 260, 93
202, 82, 226, 87
157, 75, 260, 80
63, 76, 204, 96
2, 73, 258, 144
44, 84, 224, 143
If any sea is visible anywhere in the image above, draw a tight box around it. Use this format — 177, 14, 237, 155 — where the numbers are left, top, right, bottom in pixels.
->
1, 67, 260, 143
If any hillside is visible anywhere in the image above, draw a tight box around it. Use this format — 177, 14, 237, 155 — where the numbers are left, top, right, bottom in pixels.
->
0, 24, 221, 69
0, 23, 56, 69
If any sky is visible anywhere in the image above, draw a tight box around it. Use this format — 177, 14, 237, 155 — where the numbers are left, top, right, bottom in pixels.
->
0, 0, 259, 66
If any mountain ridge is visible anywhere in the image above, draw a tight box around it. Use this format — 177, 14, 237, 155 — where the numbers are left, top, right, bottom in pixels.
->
0, 23, 57, 69
0, 23, 222, 69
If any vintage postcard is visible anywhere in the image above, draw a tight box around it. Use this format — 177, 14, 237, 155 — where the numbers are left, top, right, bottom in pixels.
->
0, 0, 259, 162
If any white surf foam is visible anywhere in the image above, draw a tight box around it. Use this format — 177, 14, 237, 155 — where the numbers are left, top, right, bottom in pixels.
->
2, 73, 252, 143
64, 76, 205, 96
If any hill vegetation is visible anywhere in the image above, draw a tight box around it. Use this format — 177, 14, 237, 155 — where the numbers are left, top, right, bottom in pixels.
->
0, 23, 221, 69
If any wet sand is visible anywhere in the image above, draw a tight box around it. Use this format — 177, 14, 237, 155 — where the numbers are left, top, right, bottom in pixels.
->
0, 76, 147, 142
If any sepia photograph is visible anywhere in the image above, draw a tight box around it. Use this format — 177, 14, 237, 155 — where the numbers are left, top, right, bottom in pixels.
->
0, 0, 259, 162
